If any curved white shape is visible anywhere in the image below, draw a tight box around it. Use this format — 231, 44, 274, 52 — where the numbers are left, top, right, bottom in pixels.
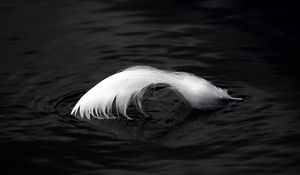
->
71, 66, 241, 119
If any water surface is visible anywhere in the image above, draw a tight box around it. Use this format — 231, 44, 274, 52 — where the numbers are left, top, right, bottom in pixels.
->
1, 0, 299, 174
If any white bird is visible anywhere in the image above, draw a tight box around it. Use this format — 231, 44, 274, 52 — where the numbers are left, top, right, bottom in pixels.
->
71, 66, 241, 120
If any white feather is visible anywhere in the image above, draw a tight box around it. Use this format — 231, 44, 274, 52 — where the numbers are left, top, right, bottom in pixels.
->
71, 66, 241, 119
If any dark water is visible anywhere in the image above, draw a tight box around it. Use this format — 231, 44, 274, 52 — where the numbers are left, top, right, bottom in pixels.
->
1, 0, 300, 174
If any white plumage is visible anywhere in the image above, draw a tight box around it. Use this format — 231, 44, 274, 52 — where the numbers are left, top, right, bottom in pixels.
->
71, 66, 241, 119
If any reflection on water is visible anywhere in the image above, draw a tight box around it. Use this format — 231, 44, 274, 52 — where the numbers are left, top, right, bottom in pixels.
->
0, 0, 299, 174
